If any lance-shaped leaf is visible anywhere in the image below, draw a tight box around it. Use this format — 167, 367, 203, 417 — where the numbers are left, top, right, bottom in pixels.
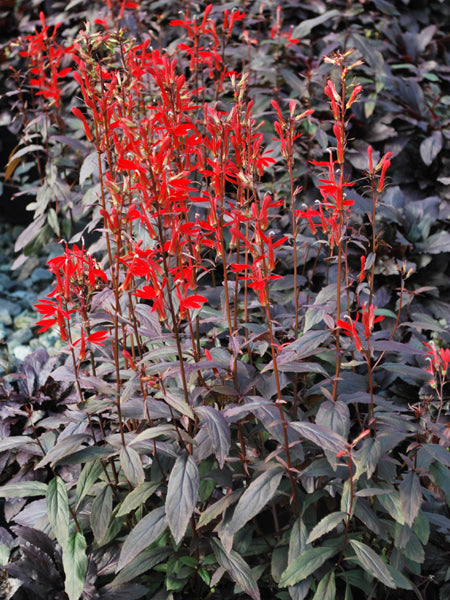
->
164, 389, 194, 419
289, 421, 347, 455
62, 531, 88, 600
116, 481, 161, 517
220, 467, 283, 551
35, 434, 89, 469
211, 538, 260, 600
111, 546, 171, 587
47, 476, 70, 547
195, 405, 231, 469
306, 511, 347, 544
279, 547, 336, 587
0, 481, 48, 498
0, 436, 38, 452
261, 329, 330, 373
120, 446, 145, 487
399, 471, 422, 528
420, 130, 442, 166
316, 401, 350, 438
312, 571, 336, 600
90, 483, 113, 543
75, 460, 104, 509
117, 506, 167, 571
166, 451, 199, 544
198, 489, 242, 529
353, 438, 381, 480
420, 443, 450, 468
292, 9, 340, 39
349, 540, 396, 588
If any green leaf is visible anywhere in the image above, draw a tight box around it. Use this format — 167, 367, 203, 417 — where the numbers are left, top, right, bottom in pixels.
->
47, 207, 60, 236
399, 471, 422, 527
353, 498, 388, 538
166, 451, 199, 544
0, 481, 48, 498
377, 489, 404, 525
279, 547, 336, 587
413, 510, 430, 545
75, 459, 104, 509
307, 512, 347, 544
210, 537, 261, 600
111, 546, 171, 587
385, 565, 413, 590
116, 481, 161, 517
47, 476, 70, 547
90, 483, 113, 543
292, 10, 340, 39
289, 518, 309, 560
62, 531, 88, 600
222, 467, 283, 547
129, 425, 177, 445
349, 540, 396, 588
120, 446, 145, 487
312, 571, 336, 600
198, 489, 242, 528
117, 506, 167, 571
0, 543, 9, 566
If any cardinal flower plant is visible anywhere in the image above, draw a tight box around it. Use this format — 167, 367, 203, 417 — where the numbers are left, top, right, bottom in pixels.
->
1, 3, 449, 600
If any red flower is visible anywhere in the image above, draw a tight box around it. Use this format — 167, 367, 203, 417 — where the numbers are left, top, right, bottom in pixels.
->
336, 315, 363, 351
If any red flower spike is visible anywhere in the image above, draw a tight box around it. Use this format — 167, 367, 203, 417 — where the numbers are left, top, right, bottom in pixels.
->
72, 107, 93, 141
346, 84, 363, 110
336, 315, 363, 352
361, 304, 384, 339
359, 255, 366, 282
86, 330, 109, 346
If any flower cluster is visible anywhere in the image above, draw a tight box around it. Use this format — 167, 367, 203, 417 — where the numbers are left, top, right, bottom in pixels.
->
35, 243, 108, 360
17, 12, 74, 110
424, 341, 450, 389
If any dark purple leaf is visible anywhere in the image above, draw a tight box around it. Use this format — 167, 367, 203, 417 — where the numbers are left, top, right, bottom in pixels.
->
211, 538, 261, 600
120, 446, 145, 487
221, 467, 283, 550
399, 471, 422, 527
166, 451, 199, 544
35, 434, 89, 469
14, 214, 46, 252
420, 130, 443, 166
195, 406, 230, 469
117, 506, 167, 571
90, 484, 113, 543
290, 421, 347, 455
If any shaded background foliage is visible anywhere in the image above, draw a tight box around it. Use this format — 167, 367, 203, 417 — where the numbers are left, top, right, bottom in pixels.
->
0, 0, 449, 599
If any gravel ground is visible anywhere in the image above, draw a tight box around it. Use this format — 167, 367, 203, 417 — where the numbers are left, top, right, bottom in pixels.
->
0, 222, 62, 374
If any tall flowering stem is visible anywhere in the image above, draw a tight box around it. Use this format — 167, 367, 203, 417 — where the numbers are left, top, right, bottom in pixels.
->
320, 51, 362, 402
271, 99, 314, 337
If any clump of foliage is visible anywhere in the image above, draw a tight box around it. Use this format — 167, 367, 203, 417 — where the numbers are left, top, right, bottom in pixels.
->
0, 1, 449, 600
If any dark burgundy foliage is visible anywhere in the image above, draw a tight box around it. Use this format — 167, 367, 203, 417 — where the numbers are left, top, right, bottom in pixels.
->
0, 0, 449, 599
